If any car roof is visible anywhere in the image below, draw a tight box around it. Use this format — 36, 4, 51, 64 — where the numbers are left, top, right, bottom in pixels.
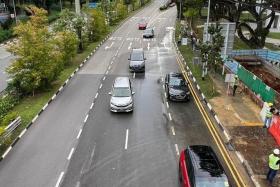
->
145, 28, 153, 31
187, 145, 227, 178
114, 77, 130, 88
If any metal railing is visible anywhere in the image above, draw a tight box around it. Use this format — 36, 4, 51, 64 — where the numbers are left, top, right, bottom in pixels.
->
0, 116, 21, 145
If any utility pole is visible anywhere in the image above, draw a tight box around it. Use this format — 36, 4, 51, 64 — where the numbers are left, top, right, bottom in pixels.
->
60, 0, 63, 11
75, 0, 81, 15
179, 0, 182, 20
202, 0, 211, 80
205, 0, 211, 42
12, 0, 17, 24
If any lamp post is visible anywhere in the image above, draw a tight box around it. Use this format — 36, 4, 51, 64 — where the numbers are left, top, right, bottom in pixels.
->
202, 0, 211, 80
205, 0, 211, 42
12, 0, 17, 24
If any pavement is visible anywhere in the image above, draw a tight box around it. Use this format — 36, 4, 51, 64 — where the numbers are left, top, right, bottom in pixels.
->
209, 72, 280, 186
0, 1, 253, 187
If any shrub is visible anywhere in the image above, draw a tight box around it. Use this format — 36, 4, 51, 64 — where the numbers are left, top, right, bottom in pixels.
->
0, 112, 19, 127
0, 95, 19, 122
0, 126, 5, 136
0, 29, 12, 43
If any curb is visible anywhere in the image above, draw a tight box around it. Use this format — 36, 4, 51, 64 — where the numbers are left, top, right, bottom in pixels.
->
0, 0, 153, 163
173, 28, 261, 187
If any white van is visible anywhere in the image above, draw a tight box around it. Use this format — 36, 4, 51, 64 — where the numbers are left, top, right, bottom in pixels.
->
109, 77, 134, 112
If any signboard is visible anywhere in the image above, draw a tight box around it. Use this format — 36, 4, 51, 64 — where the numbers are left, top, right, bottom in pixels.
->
225, 74, 235, 83
88, 2, 98, 8
181, 38, 188, 45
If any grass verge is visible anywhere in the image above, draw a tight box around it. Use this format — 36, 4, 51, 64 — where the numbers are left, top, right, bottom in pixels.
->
268, 32, 280, 40
175, 22, 219, 99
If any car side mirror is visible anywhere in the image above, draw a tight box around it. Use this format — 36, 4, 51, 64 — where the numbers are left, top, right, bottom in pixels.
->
108, 92, 112, 95
132, 92, 135, 95
144, 58, 147, 60
128, 58, 130, 60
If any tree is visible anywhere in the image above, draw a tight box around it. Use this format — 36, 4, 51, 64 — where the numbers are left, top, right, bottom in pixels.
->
210, 0, 279, 48
54, 9, 87, 51
199, 23, 224, 79
85, 8, 108, 42
176, 0, 206, 20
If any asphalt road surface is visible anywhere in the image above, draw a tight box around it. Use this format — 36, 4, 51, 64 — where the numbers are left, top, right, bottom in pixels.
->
0, 1, 245, 187
0, 47, 14, 92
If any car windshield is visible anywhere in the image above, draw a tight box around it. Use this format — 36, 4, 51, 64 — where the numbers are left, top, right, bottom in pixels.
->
112, 88, 131, 97
169, 77, 185, 86
131, 52, 144, 61
196, 179, 229, 187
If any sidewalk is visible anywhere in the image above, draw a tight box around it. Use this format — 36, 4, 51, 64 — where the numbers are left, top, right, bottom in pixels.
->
209, 74, 280, 186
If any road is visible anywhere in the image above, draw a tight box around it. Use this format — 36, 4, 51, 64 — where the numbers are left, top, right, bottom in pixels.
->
0, 1, 249, 187
0, 47, 14, 92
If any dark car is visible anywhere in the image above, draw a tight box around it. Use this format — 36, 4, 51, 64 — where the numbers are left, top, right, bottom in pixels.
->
138, 19, 147, 30
129, 48, 145, 72
165, 73, 190, 101
179, 145, 230, 187
143, 28, 154, 38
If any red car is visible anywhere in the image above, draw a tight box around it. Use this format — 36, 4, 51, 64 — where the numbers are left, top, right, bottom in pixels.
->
138, 20, 147, 30
179, 145, 230, 187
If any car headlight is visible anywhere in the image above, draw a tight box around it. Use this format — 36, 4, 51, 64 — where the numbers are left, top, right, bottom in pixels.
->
127, 103, 133, 107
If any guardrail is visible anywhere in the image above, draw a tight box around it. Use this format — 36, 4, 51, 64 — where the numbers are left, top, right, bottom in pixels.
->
0, 117, 21, 145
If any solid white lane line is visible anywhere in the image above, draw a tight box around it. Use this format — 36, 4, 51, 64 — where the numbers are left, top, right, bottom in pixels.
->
99, 84, 103, 89
84, 114, 88, 123
171, 126, 175, 135
19, 129, 27, 138
166, 101, 169, 109
55, 172, 65, 187
95, 93, 99, 99
90, 103, 94, 109
103, 76, 106, 81
125, 129, 129, 150
67, 148, 75, 160
77, 129, 82, 139
133, 72, 135, 79
175, 144, 180, 155
168, 113, 172, 121
2, 146, 12, 158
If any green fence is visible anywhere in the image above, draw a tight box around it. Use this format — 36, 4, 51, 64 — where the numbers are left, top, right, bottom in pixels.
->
237, 65, 275, 102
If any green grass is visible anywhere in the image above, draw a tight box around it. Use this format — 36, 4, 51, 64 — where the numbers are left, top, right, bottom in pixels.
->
267, 32, 280, 40
265, 43, 280, 51
233, 36, 251, 50
176, 22, 219, 99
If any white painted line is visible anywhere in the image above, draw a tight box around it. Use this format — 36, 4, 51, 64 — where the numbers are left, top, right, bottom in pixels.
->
105, 70, 109, 74
196, 85, 200, 90
79, 63, 83, 68
70, 73, 75, 78
51, 94, 57, 100
67, 148, 75, 160
32, 115, 39, 123
42, 103, 48, 110
59, 86, 63, 92
162, 84, 165, 89
224, 131, 231, 142
166, 101, 169, 109
99, 84, 103, 89
108, 65, 111, 70
83, 59, 87, 63
90, 103, 94, 109
128, 42, 132, 50
174, 144, 179, 155
95, 93, 99, 99
168, 113, 172, 121
84, 114, 89, 123
103, 76, 106, 81
236, 151, 244, 163
207, 103, 212, 111
214, 115, 220, 124
171, 126, 175, 135
77, 129, 82, 139
201, 93, 206, 100
161, 77, 164, 82
19, 129, 27, 138
2, 146, 12, 158
65, 79, 69, 84
55, 172, 65, 187
110, 61, 114, 65
133, 72, 135, 79
125, 129, 129, 150
193, 77, 196, 82
164, 92, 167, 98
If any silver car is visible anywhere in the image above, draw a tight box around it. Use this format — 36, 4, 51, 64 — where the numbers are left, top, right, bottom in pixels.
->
129, 48, 146, 72
109, 77, 134, 112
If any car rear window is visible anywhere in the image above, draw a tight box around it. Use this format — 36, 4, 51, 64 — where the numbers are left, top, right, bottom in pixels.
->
131, 52, 144, 61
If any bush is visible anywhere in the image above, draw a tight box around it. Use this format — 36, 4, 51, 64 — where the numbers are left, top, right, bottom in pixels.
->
0, 95, 19, 122
0, 126, 5, 136
0, 29, 12, 43
0, 112, 18, 127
